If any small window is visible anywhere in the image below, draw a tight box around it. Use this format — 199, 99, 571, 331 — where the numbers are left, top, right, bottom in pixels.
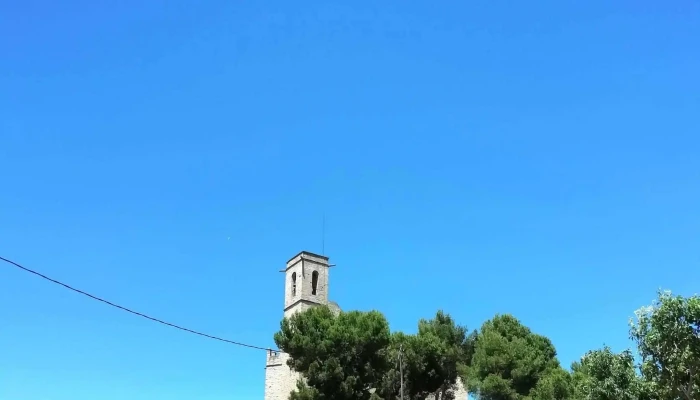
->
291, 272, 297, 296
311, 271, 319, 295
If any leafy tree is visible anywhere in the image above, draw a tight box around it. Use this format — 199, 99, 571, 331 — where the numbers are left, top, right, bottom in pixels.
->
380, 332, 431, 400
629, 290, 700, 400
289, 381, 320, 400
529, 366, 574, 400
468, 314, 562, 400
569, 346, 644, 400
381, 311, 475, 400
525, 367, 573, 400
274, 306, 391, 400
417, 311, 473, 399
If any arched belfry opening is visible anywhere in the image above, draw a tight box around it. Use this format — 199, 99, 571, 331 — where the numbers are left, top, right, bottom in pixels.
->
282, 251, 331, 318
270, 251, 341, 400
311, 271, 319, 295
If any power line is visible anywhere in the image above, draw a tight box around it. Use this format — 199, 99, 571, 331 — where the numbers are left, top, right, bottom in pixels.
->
0, 255, 276, 352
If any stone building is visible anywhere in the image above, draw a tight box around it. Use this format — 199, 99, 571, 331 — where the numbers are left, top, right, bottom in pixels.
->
263, 251, 467, 400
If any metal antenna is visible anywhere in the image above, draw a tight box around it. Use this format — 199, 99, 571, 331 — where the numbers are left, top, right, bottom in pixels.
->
322, 213, 326, 255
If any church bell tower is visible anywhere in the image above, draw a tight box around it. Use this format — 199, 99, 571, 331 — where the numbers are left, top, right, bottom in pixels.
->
282, 251, 330, 318
264, 251, 333, 400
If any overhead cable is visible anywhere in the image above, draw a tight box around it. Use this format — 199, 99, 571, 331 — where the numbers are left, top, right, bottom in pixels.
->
0, 255, 277, 352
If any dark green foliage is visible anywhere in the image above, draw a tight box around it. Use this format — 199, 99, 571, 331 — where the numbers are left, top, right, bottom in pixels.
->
381, 311, 474, 400
379, 332, 426, 400
272, 290, 700, 400
570, 346, 644, 400
274, 306, 391, 400
289, 381, 320, 400
469, 314, 562, 400
416, 311, 472, 399
529, 367, 574, 400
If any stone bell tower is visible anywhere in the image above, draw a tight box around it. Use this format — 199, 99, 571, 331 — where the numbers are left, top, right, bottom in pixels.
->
283, 251, 330, 318
264, 251, 333, 400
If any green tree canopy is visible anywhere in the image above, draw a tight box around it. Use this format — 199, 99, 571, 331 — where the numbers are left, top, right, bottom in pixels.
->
468, 314, 562, 400
416, 310, 473, 399
630, 290, 700, 400
529, 366, 574, 400
270, 288, 700, 400
275, 307, 475, 400
274, 306, 391, 400
570, 346, 644, 400
381, 311, 475, 400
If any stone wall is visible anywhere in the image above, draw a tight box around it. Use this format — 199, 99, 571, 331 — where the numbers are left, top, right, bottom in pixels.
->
264, 351, 299, 400
423, 378, 468, 400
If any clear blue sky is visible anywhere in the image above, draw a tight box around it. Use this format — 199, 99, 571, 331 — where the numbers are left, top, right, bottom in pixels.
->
1, 1, 698, 399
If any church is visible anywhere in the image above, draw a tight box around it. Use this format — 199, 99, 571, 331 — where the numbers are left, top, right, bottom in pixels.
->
263, 251, 467, 400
